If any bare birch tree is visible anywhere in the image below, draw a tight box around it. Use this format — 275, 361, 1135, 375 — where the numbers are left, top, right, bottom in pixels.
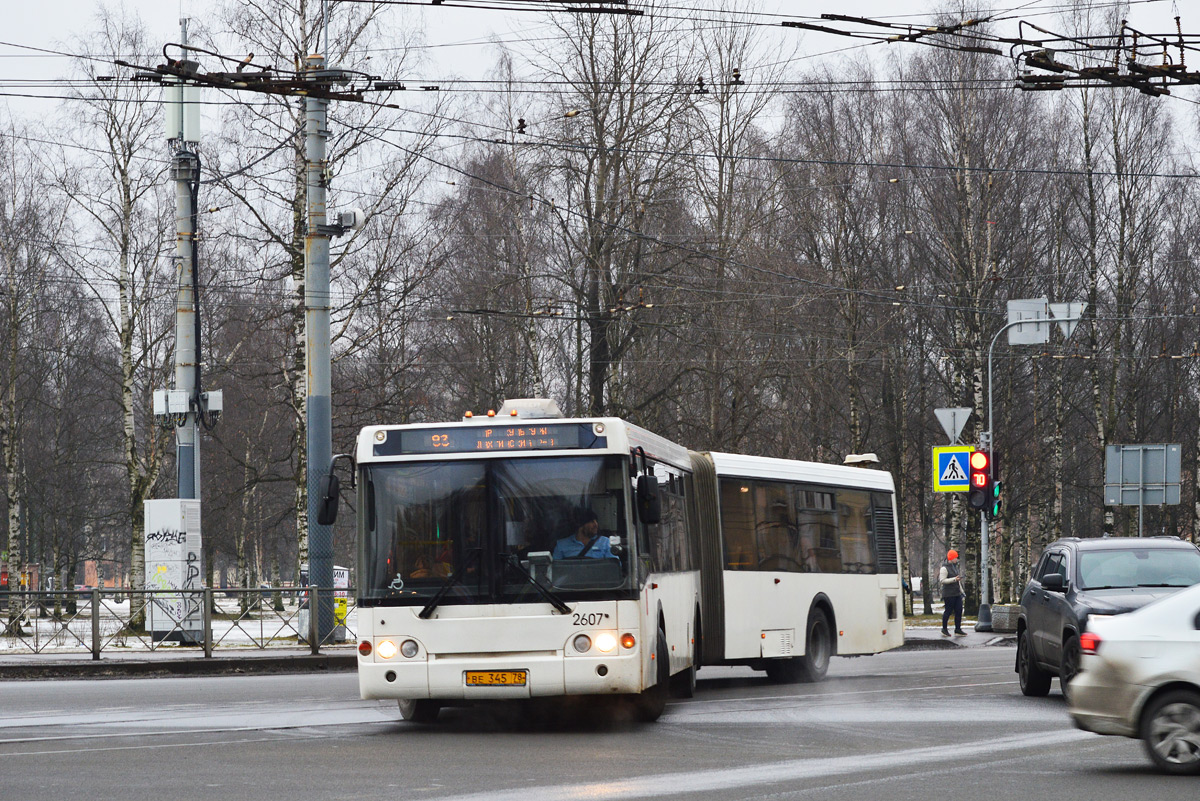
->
56, 11, 174, 617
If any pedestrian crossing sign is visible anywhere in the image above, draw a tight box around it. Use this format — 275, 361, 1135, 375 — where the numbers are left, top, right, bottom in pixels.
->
933, 446, 974, 492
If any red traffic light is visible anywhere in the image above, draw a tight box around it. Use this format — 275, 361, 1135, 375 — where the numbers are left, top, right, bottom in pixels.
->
968, 449, 991, 510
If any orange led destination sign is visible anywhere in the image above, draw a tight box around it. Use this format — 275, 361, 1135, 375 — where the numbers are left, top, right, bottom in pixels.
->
375, 423, 607, 456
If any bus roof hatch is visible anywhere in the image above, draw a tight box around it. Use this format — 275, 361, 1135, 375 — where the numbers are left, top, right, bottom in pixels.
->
496, 398, 564, 419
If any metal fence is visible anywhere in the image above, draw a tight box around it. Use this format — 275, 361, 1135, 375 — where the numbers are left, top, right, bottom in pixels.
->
0, 587, 356, 660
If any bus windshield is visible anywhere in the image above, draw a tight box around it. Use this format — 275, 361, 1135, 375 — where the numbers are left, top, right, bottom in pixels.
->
360, 455, 634, 606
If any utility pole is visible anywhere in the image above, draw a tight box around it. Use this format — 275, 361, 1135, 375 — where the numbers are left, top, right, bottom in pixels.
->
172, 19, 200, 500
168, 15, 198, 496
146, 17, 222, 644
305, 51, 334, 639
129, 25, 365, 644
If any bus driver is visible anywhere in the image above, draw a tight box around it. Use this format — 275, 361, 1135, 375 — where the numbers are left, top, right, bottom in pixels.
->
552, 508, 614, 560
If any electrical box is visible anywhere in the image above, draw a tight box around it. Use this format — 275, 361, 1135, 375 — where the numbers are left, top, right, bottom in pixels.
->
201, 390, 223, 414
168, 390, 190, 414
144, 499, 203, 643
164, 81, 201, 143
153, 389, 168, 417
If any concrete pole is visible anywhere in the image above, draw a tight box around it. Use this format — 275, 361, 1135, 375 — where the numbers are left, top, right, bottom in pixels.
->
173, 136, 198, 497
304, 53, 334, 639
170, 18, 198, 501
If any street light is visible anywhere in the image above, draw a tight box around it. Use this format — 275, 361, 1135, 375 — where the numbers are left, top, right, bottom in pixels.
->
977, 301, 1086, 632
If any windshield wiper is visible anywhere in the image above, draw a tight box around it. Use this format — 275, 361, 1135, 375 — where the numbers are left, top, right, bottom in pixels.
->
1136, 583, 1183, 588
419, 547, 480, 619
503, 554, 571, 614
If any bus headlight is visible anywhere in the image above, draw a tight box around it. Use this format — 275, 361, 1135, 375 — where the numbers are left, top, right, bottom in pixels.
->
595, 633, 617, 653
377, 639, 398, 659
400, 639, 420, 658
572, 634, 592, 653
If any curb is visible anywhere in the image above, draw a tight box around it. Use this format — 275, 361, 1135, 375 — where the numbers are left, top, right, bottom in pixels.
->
897, 634, 1016, 652
0, 653, 357, 681
896, 639, 961, 651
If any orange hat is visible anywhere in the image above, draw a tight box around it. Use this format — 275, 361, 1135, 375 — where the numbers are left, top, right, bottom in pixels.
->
947, 549, 958, 560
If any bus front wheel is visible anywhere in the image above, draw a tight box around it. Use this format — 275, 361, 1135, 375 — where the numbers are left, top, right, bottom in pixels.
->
398, 698, 441, 724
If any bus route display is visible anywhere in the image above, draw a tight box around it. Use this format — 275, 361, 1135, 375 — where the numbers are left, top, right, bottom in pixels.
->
374, 423, 607, 456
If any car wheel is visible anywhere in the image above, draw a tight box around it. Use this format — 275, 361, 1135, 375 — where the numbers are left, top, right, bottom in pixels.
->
1018, 630, 1051, 697
1059, 634, 1081, 701
398, 699, 441, 724
1140, 690, 1200, 775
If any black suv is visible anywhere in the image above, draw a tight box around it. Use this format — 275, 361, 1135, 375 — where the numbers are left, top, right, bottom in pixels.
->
1016, 536, 1200, 698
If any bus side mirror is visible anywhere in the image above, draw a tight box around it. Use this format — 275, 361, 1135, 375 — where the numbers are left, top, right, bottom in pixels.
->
636, 475, 662, 524
316, 473, 340, 526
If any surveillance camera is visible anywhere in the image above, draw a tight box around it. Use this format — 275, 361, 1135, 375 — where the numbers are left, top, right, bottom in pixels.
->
337, 208, 366, 231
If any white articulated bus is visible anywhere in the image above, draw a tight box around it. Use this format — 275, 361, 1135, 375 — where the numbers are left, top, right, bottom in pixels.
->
319, 400, 903, 722
689, 453, 905, 681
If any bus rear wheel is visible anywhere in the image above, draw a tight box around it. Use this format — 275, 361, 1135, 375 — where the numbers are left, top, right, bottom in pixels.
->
798, 609, 832, 682
670, 610, 700, 698
670, 662, 696, 698
636, 627, 670, 722
398, 699, 441, 724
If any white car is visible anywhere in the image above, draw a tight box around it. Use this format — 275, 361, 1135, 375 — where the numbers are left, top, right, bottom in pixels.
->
1068, 582, 1200, 774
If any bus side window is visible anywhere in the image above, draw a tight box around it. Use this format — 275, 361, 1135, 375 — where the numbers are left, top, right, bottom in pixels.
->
800, 489, 840, 572
719, 479, 755, 570
647, 475, 672, 572
641, 465, 691, 573
838, 490, 875, 574
755, 481, 801, 572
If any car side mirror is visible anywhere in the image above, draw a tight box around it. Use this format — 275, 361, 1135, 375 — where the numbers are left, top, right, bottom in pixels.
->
316, 473, 340, 526
1041, 573, 1067, 592
636, 475, 662, 525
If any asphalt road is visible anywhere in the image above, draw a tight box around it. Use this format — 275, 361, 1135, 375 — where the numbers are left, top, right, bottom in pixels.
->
1, 647, 1192, 800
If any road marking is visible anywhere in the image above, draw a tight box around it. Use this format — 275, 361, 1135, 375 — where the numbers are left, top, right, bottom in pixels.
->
0, 709, 395, 747
3, 734, 292, 758
423, 730, 1096, 801
673, 679, 1016, 709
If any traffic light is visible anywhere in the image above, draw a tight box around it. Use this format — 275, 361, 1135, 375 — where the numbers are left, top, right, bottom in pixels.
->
967, 449, 991, 510
990, 480, 1003, 520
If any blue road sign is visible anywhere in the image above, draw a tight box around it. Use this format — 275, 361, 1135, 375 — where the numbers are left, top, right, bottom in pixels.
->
933, 446, 973, 492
